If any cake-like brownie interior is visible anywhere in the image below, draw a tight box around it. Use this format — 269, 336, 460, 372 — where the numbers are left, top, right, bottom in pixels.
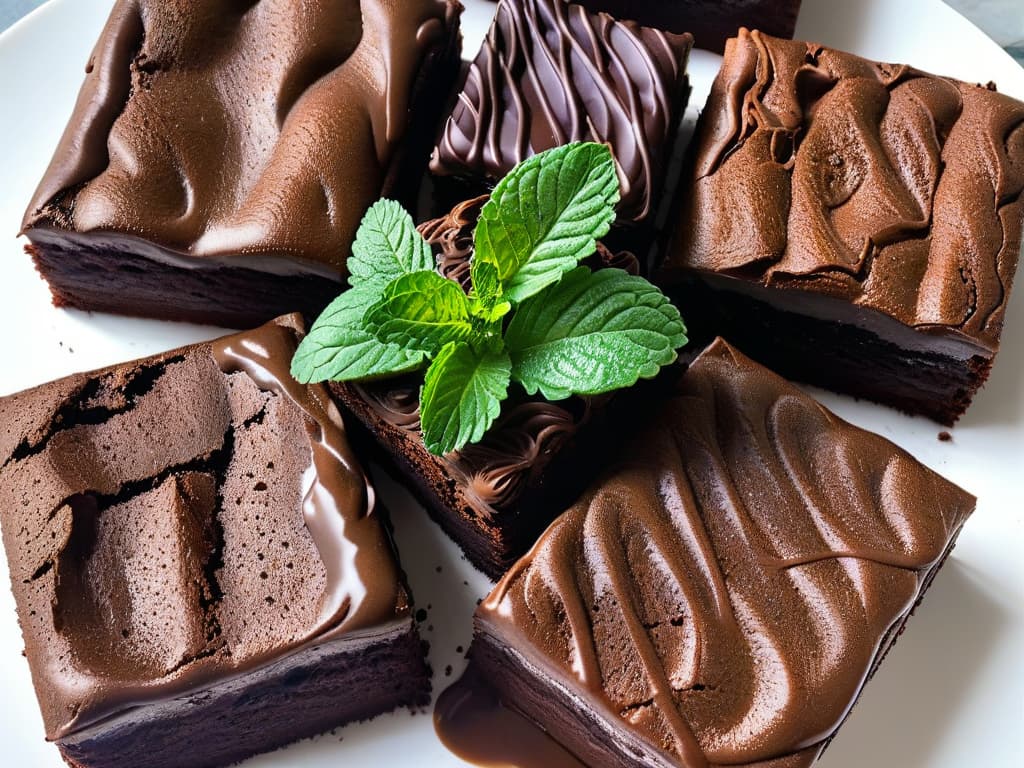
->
431, 0, 693, 226
21, 0, 462, 328
332, 198, 639, 579
0, 316, 428, 768
569, 0, 803, 52
471, 338, 976, 767
661, 30, 1024, 424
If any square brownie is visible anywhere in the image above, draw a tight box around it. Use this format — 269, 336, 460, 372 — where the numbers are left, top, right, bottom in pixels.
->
0, 316, 428, 768
660, 30, 1024, 424
332, 196, 640, 580
431, 0, 693, 229
569, 0, 803, 52
468, 338, 976, 767
20, 0, 462, 328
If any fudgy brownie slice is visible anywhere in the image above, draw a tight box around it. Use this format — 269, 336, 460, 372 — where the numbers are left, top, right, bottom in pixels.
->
332, 197, 639, 580
659, 29, 1024, 425
470, 338, 976, 767
431, 0, 693, 229
570, 0, 803, 51
20, 0, 462, 328
0, 315, 428, 768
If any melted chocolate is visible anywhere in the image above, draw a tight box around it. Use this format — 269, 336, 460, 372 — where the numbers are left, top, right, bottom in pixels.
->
431, 0, 693, 222
472, 338, 975, 766
0, 316, 407, 741
435, 666, 585, 768
22, 0, 461, 277
663, 30, 1024, 353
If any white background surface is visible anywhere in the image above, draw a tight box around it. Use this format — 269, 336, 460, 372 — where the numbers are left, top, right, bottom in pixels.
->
0, 0, 1022, 765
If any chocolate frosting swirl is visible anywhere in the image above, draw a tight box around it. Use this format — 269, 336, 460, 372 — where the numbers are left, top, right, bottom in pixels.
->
480, 339, 975, 766
430, 0, 692, 222
22, 0, 461, 277
665, 29, 1024, 351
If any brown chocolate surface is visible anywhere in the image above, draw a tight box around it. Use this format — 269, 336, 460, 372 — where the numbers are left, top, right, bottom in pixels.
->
22, 0, 461, 278
476, 338, 976, 766
431, 0, 693, 223
0, 316, 408, 741
569, 0, 803, 53
662, 30, 1024, 354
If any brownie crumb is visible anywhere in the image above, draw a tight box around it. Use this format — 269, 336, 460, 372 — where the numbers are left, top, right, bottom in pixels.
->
938, 431, 953, 442
445, 665, 453, 677
415, 609, 428, 623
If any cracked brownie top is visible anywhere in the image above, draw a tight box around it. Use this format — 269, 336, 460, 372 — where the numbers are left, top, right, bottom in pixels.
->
0, 314, 407, 740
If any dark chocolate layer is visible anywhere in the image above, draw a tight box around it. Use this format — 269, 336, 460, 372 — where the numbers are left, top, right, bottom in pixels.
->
662, 29, 1024, 354
0, 316, 411, 742
431, 0, 693, 223
476, 338, 975, 766
22, 0, 461, 278
569, 0, 803, 53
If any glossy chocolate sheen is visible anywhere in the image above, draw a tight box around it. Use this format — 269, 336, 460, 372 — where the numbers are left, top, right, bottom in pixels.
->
431, 0, 693, 222
569, 0, 803, 53
662, 29, 1024, 353
22, 0, 461, 277
477, 338, 975, 766
0, 315, 407, 741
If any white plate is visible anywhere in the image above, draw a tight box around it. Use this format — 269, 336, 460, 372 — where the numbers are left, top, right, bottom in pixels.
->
0, 1, 1022, 766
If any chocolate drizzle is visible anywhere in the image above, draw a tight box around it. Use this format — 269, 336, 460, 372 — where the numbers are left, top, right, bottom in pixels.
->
478, 339, 975, 766
666, 29, 1024, 351
430, 0, 692, 222
22, 0, 462, 276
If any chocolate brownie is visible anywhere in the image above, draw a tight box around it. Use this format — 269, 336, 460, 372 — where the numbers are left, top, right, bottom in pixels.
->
332, 196, 639, 579
431, 0, 693, 228
461, 338, 975, 767
0, 315, 428, 768
660, 30, 1024, 424
21, 0, 462, 328
570, 0, 803, 52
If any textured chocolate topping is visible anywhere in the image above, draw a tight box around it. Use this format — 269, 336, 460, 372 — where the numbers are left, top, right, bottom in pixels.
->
22, 0, 461, 277
663, 30, 1024, 352
0, 316, 405, 740
431, 0, 693, 222
478, 338, 975, 766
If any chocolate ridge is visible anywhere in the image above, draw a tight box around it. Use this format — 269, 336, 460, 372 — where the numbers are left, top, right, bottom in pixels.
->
431, 0, 693, 222
478, 338, 976, 765
663, 29, 1024, 351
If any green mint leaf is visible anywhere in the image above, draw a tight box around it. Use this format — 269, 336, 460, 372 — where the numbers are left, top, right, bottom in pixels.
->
291, 285, 427, 383
474, 142, 620, 304
420, 342, 512, 455
366, 271, 477, 354
468, 260, 512, 323
505, 268, 687, 400
348, 199, 434, 289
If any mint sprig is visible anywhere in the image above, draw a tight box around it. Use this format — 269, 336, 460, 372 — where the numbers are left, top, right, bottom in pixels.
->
292, 142, 687, 456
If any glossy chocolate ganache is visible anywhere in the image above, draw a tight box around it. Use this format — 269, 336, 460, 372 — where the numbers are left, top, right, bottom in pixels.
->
0, 316, 408, 742
22, 0, 461, 279
664, 29, 1024, 354
442, 339, 975, 768
431, 0, 693, 222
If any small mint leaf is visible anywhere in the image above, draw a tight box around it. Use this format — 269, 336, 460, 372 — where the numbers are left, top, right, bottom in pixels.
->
420, 342, 512, 455
474, 143, 620, 304
348, 199, 434, 289
468, 260, 512, 323
366, 271, 477, 354
505, 268, 687, 400
291, 285, 427, 383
